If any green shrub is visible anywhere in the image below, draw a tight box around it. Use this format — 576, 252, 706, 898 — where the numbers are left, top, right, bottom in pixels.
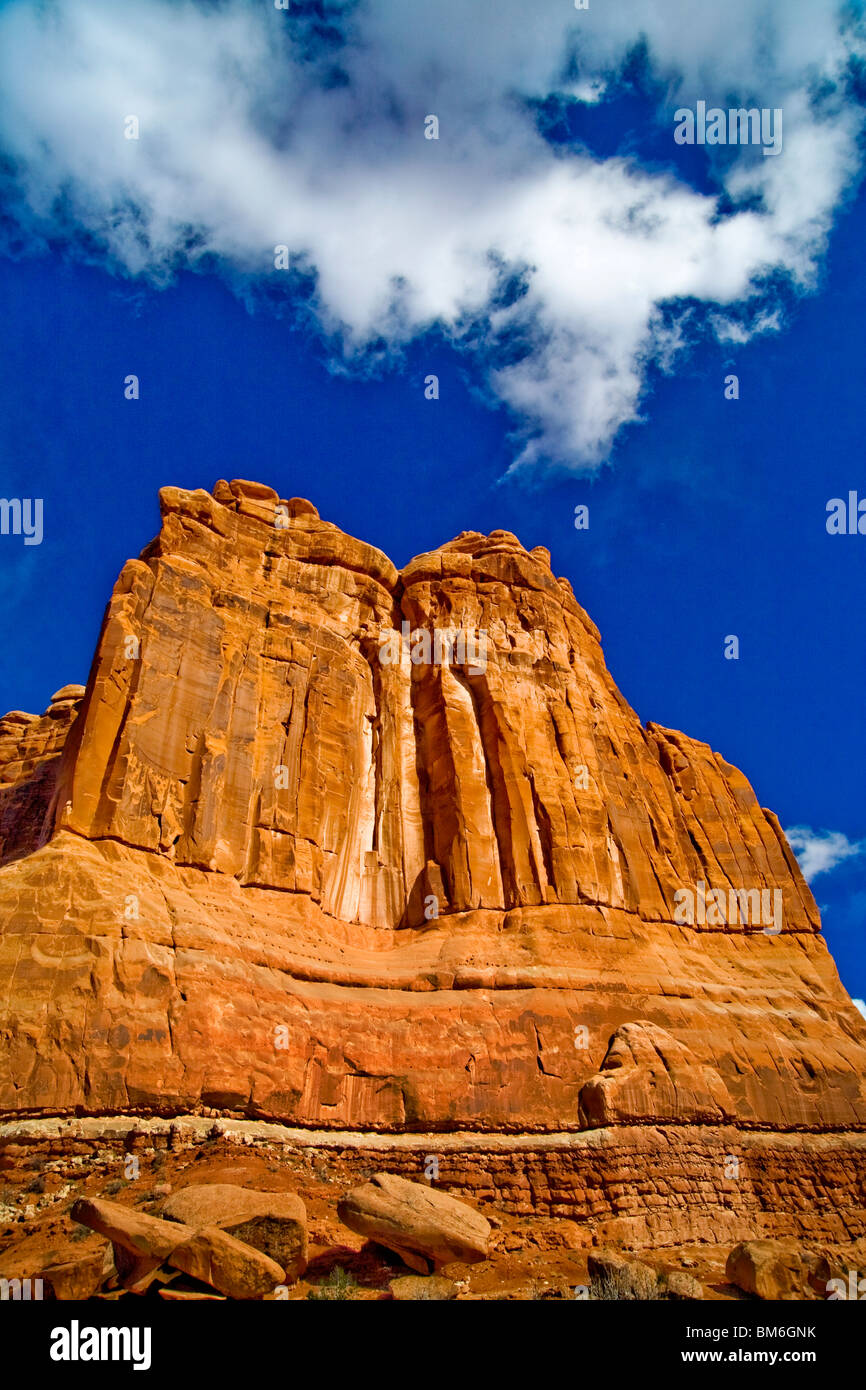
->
307, 1267, 358, 1301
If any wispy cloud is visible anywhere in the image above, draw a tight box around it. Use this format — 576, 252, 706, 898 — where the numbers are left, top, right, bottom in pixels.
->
0, 0, 863, 469
785, 826, 865, 882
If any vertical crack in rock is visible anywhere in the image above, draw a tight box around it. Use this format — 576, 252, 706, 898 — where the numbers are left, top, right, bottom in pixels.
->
449, 667, 509, 908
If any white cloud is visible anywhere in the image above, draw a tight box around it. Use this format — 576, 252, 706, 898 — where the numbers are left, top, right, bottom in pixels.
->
0, 0, 862, 469
853, 998, 866, 1021
785, 826, 865, 882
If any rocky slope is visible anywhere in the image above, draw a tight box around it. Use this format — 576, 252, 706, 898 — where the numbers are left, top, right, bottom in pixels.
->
1, 480, 864, 1246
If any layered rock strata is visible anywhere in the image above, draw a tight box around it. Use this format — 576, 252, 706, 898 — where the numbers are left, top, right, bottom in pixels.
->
2, 1117, 864, 1252
0, 479, 864, 1155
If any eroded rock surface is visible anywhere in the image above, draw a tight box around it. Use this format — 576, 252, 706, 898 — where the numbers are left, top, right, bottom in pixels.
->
161, 1183, 307, 1279
337, 1172, 491, 1270
0, 686, 84, 867
578, 1022, 736, 1128
724, 1239, 831, 1301
0, 481, 864, 1145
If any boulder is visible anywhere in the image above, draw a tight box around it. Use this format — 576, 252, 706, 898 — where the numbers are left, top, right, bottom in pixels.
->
287, 497, 319, 519
167, 1225, 285, 1300
337, 1173, 490, 1270
49, 685, 86, 706
228, 479, 280, 502
662, 1270, 704, 1300
160, 1183, 307, 1279
578, 1022, 734, 1128
725, 1240, 830, 1300
70, 1197, 192, 1261
40, 1245, 113, 1300
113, 1248, 167, 1295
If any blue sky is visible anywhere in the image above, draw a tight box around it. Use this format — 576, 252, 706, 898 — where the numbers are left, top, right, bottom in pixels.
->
0, 0, 864, 1003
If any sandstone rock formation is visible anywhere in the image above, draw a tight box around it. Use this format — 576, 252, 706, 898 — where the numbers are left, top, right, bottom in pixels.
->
0, 478, 864, 1175
578, 1021, 736, 1128
160, 1183, 307, 1278
0, 685, 84, 867
337, 1172, 491, 1270
71, 1196, 193, 1264
41, 1247, 113, 1301
167, 1225, 285, 1300
724, 1239, 832, 1301
661, 1271, 703, 1300
71, 1194, 286, 1299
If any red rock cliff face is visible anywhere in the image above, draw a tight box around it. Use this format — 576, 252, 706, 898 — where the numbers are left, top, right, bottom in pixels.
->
0, 480, 864, 1134
0, 685, 84, 867
41, 482, 818, 930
